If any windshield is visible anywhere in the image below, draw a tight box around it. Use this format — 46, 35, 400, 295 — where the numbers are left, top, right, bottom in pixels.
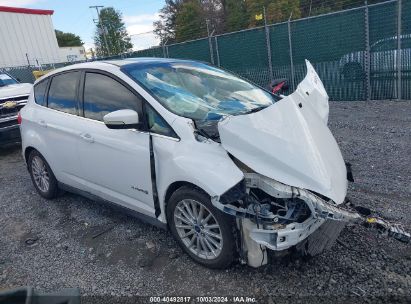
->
0, 73, 18, 87
123, 61, 275, 120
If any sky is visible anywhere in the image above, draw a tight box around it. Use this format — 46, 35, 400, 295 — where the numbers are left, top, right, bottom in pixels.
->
0, 0, 165, 51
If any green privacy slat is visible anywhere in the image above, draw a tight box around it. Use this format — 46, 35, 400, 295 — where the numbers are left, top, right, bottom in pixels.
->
369, 1, 398, 100
401, 0, 411, 100
2, 1, 408, 100
167, 38, 211, 62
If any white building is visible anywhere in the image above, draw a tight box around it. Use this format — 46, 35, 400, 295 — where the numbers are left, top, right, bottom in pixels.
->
59, 46, 87, 63
0, 6, 62, 68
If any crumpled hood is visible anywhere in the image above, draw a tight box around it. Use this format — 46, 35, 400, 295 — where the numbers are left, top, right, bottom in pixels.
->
0, 83, 32, 99
218, 60, 347, 204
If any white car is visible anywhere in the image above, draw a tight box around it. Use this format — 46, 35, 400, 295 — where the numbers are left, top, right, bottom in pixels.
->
19, 58, 359, 268
0, 72, 32, 144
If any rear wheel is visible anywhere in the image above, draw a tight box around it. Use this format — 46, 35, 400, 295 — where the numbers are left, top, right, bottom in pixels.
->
28, 150, 59, 199
167, 186, 236, 269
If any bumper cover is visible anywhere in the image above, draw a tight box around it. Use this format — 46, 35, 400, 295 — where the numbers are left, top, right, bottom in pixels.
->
0, 122, 20, 144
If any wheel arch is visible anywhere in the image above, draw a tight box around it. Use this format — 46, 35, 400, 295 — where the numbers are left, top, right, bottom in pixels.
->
24, 146, 37, 164
163, 181, 209, 216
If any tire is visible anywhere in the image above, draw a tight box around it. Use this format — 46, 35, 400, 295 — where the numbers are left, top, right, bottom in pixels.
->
342, 63, 365, 81
167, 186, 236, 269
28, 150, 59, 199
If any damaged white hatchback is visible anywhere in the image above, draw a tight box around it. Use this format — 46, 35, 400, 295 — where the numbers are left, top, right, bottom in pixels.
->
20, 58, 406, 269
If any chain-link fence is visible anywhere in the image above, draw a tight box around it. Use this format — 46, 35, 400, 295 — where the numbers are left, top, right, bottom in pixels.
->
1, 0, 409, 101
0, 61, 83, 84
129, 0, 409, 101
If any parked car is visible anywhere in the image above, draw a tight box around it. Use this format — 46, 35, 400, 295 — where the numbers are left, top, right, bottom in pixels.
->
0, 72, 32, 145
20, 58, 360, 269
340, 34, 411, 80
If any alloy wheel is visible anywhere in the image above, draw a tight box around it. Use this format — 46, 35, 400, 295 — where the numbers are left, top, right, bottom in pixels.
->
173, 199, 223, 260
31, 155, 50, 193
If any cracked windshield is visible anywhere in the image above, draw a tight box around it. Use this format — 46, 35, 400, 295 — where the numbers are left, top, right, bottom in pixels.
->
125, 61, 275, 120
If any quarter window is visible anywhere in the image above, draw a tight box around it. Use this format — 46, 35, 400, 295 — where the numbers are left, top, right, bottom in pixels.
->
34, 80, 48, 106
146, 104, 177, 138
48, 72, 80, 115
83, 73, 143, 122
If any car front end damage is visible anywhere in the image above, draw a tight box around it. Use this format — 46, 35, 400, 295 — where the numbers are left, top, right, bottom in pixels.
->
212, 168, 409, 267
211, 168, 362, 267
205, 60, 410, 267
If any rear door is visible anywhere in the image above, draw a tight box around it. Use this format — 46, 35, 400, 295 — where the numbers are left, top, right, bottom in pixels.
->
75, 71, 155, 216
36, 71, 84, 186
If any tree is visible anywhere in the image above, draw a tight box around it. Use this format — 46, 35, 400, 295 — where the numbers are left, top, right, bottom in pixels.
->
175, 0, 207, 42
201, 0, 225, 35
55, 30, 83, 47
94, 7, 132, 57
266, 0, 300, 23
223, 0, 248, 32
153, 0, 184, 44
246, 0, 301, 27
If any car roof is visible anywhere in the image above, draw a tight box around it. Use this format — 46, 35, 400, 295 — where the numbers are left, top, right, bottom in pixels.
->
104, 57, 195, 66
34, 57, 199, 84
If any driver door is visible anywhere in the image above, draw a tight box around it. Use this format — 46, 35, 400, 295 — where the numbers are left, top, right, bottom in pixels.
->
76, 71, 155, 216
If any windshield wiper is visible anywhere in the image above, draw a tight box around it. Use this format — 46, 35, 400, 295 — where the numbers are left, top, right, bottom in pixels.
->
242, 105, 269, 115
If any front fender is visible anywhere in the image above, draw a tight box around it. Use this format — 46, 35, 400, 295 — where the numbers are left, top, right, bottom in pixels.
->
153, 136, 244, 223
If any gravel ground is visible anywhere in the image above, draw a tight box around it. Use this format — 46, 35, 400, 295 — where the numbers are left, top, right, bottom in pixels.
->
0, 100, 410, 303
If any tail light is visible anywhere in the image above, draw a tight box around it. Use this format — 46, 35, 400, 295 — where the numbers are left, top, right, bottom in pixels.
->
17, 112, 22, 125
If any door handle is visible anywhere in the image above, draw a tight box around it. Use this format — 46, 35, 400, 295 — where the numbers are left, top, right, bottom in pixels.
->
38, 120, 47, 128
80, 133, 94, 143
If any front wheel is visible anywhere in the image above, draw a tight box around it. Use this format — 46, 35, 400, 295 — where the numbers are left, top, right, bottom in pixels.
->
167, 186, 236, 269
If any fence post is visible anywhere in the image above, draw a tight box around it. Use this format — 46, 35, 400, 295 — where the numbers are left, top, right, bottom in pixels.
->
287, 15, 295, 91
206, 20, 215, 65
214, 36, 220, 67
264, 7, 274, 81
364, 1, 371, 101
208, 36, 214, 64
397, 0, 402, 100
162, 45, 166, 58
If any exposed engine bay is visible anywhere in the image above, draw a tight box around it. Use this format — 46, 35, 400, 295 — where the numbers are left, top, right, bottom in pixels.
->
211, 158, 364, 267
196, 60, 411, 267
211, 161, 409, 267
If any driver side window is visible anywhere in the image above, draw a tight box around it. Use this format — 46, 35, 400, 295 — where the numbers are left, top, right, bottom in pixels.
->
83, 72, 143, 122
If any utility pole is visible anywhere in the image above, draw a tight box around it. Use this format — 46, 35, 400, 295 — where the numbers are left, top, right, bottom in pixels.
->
90, 5, 110, 56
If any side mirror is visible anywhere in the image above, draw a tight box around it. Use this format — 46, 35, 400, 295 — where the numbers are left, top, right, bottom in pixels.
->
103, 109, 140, 129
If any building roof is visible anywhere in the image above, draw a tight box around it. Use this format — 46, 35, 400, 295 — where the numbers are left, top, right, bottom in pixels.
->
0, 6, 54, 15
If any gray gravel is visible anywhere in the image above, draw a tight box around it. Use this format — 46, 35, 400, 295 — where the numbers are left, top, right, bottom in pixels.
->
0, 100, 410, 303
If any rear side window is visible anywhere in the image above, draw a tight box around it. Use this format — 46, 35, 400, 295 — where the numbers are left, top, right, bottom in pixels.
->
83, 73, 143, 122
48, 72, 80, 115
34, 80, 48, 106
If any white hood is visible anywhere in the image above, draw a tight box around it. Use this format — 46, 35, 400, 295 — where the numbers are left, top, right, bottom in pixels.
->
0, 83, 32, 99
218, 60, 347, 204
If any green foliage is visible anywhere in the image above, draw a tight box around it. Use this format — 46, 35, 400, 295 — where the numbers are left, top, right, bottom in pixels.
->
153, 0, 184, 44
55, 30, 83, 47
245, 0, 266, 27
175, 1, 207, 42
153, 0, 388, 45
224, 0, 248, 32
266, 0, 300, 23
94, 7, 133, 57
